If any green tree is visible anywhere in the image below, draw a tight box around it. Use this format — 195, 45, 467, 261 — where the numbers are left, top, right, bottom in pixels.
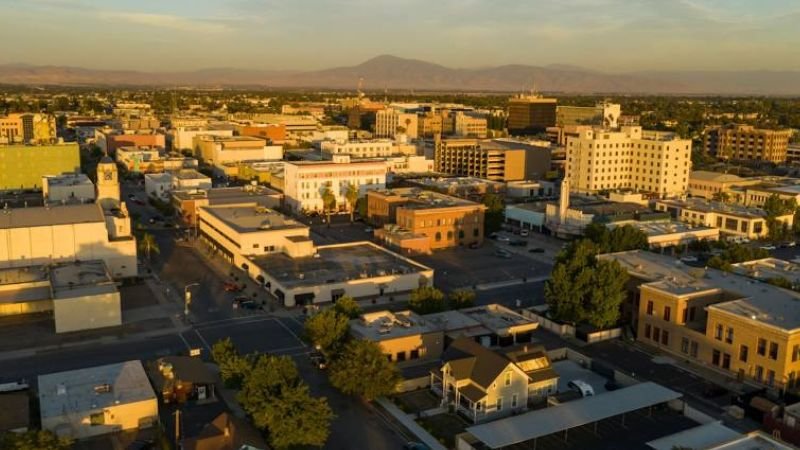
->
544, 240, 628, 327
482, 193, 505, 234
448, 289, 476, 310
321, 186, 336, 226
408, 286, 446, 314
333, 295, 362, 319
583, 223, 648, 253
707, 244, 770, 271
766, 277, 793, 290
329, 339, 400, 401
303, 309, 350, 356
345, 183, 359, 222
138, 232, 160, 260
263, 384, 334, 449
0, 430, 72, 450
211, 337, 251, 389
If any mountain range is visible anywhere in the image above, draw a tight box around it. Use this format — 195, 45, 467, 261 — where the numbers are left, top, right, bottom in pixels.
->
1, 55, 799, 95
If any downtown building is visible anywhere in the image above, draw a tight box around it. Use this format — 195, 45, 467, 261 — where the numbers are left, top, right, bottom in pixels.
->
507, 94, 557, 135
0, 113, 57, 144
704, 124, 793, 163
566, 126, 692, 198
434, 136, 551, 182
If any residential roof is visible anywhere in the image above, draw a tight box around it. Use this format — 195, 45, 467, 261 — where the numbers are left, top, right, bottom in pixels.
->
465, 382, 682, 449
158, 356, 216, 384
656, 198, 773, 219
459, 383, 487, 402
181, 412, 267, 450
646, 421, 742, 450
690, 171, 746, 183
38, 360, 156, 420
350, 310, 440, 342
442, 338, 514, 389
0, 203, 104, 229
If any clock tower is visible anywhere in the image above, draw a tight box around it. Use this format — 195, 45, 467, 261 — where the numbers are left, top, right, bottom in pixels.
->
96, 155, 120, 210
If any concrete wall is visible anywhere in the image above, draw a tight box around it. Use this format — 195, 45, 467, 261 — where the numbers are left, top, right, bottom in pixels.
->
53, 291, 122, 333
44, 398, 158, 440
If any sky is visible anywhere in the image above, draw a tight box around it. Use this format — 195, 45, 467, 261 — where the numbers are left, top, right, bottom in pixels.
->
1, 0, 799, 72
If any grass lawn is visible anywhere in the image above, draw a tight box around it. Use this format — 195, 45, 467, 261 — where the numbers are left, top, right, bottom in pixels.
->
417, 413, 469, 449
393, 389, 441, 413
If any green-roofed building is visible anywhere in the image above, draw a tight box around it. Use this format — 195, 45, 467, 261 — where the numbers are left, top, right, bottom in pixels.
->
0, 142, 81, 190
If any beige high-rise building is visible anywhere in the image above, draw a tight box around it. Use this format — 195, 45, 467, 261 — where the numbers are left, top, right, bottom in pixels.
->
0, 113, 57, 144
434, 137, 551, 182
566, 126, 692, 197
374, 110, 418, 139
507, 94, 557, 135
704, 124, 792, 163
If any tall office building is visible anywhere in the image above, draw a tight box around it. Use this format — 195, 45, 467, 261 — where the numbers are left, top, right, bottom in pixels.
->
704, 124, 792, 163
0, 113, 57, 144
434, 136, 551, 182
374, 109, 419, 139
566, 126, 692, 198
507, 94, 557, 135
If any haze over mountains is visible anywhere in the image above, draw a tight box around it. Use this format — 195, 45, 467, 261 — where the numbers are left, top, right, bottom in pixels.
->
1, 55, 798, 95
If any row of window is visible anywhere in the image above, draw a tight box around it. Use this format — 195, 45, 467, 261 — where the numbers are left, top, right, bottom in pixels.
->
643, 324, 669, 346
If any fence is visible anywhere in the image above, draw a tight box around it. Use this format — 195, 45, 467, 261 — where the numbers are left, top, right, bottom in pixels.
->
520, 308, 576, 337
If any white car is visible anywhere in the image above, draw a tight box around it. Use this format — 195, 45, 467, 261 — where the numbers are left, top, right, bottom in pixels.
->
497, 235, 511, 243
567, 380, 595, 397
760, 245, 777, 251
680, 255, 699, 263
520, 229, 530, 237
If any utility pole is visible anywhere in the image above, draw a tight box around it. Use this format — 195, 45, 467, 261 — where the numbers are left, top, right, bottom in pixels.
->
174, 408, 181, 445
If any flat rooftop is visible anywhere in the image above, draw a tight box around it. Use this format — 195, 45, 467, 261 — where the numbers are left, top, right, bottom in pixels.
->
730, 258, 800, 284
646, 422, 742, 450
372, 188, 480, 209
609, 220, 718, 237
0, 265, 49, 286
38, 360, 155, 419
45, 173, 92, 187
173, 169, 210, 181
196, 135, 265, 143
0, 203, 104, 229
657, 198, 770, 219
248, 242, 432, 289
201, 204, 306, 234
350, 310, 439, 341
173, 185, 281, 202
408, 177, 505, 189
50, 260, 116, 298
601, 250, 800, 331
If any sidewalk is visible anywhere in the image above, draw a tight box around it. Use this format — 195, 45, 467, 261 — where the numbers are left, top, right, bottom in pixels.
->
375, 397, 447, 450
475, 275, 550, 291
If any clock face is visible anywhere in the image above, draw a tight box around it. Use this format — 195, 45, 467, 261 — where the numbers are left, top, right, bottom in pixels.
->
104, 170, 113, 181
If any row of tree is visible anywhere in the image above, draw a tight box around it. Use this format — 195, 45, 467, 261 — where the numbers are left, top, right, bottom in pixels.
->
407, 286, 476, 315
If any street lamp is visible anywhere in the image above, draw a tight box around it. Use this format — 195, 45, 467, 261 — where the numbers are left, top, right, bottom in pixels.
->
184, 282, 199, 317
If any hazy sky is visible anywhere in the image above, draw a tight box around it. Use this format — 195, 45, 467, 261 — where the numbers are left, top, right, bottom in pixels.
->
1, 0, 798, 72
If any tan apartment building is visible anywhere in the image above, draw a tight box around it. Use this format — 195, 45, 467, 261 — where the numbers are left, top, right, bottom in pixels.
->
368, 188, 486, 253
566, 126, 692, 197
704, 124, 792, 163
654, 197, 792, 240
374, 109, 418, 139
604, 250, 800, 391
349, 310, 445, 369
507, 94, 557, 135
434, 137, 551, 182
0, 113, 57, 144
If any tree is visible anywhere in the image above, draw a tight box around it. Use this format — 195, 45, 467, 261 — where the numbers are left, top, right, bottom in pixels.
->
262, 384, 334, 449
329, 339, 400, 401
408, 286, 446, 314
211, 337, 251, 389
0, 430, 72, 450
448, 289, 476, 310
138, 232, 160, 260
583, 223, 648, 253
238, 354, 333, 450
333, 295, 362, 319
482, 193, 505, 234
303, 309, 350, 356
321, 186, 336, 226
544, 239, 628, 328
707, 244, 770, 271
345, 183, 359, 222
766, 277, 793, 290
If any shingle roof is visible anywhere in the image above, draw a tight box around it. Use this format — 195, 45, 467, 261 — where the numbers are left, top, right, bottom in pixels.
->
181, 412, 267, 450
442, 338, 513, 389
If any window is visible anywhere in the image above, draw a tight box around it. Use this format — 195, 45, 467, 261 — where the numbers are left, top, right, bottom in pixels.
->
90, 412, 105, 426
504, 371, 512, 386
447, 231, 453, 241
755, 365, 764, 382
740, 345, 749, 362
644, 324, 651, 339
767, 370, 776, 387
663, 306, 671, 322
793, 345, 800, 362
496, 397, 503, 411
653, 327, 661, 342
757, 338, 767, 356
511, 394, 518, 408
661, 330, 669, 346
410, 349, 420, 360
688, 307, 696, 322
725, 327, 734, 344
712, 350, 721, 366
714, 324, 723, 340
681, 338, 689, 354
682, 308, 688, 324
435, 232, 442, 242
690, 341, 698, 358
722, 353, 731, 370
646, 301, 654, 315
768, 342, 779, 360
396, 351, 406, 362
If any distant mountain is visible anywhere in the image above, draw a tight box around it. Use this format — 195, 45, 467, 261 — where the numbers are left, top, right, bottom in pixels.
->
1, 55, 799, 95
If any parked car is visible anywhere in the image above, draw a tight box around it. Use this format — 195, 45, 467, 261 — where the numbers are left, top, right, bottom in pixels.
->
468, 242, 481, 249
309, 350, 327, 369
488, 232, 499, 240
760, 245, 777, 251
509, 239, 528, 247
496, 235, 511, 243
223, 282, 242, 292
364, 227, 373, 233
567, 380, 595, 397
233, 296, 257, 310
529, 247, 545, 253
680, 255, 699, 263
520, 229, 530, 237
494, 249, 512, 259
127, 194, 136, 200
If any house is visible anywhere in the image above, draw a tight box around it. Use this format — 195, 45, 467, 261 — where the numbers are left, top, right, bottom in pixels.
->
156, 356, 216, 404
430, 338, 558, 423
181, 412, 267, 450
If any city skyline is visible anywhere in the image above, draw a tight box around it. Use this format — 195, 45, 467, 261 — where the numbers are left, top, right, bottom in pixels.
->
1, 0, 799, 72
